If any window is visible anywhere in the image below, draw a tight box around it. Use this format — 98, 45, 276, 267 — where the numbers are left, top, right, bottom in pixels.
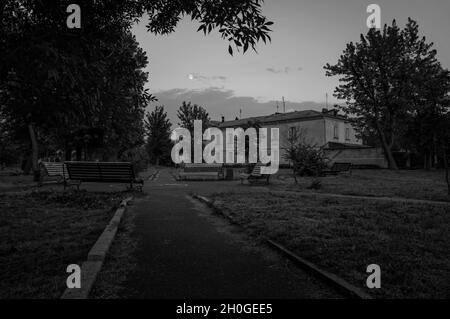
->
333, 124, 339, 140
345, 128, 350, 141
288, 127, 297, 139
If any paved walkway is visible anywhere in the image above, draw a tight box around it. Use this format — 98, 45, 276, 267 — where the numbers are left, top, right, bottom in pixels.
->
122, 169, 343, 298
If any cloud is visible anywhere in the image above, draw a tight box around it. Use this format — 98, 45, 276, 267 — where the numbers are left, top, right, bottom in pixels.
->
266, 66, 303, 74
188, 73, 227, 84
266, 67, 290, 74
149, 87, 326, 125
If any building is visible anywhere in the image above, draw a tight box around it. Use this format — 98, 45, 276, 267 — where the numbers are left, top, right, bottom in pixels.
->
212, 109, 387, 168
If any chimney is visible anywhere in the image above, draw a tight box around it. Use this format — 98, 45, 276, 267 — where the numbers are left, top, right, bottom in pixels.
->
322, 108, 329, 114
221, 115, 225, 123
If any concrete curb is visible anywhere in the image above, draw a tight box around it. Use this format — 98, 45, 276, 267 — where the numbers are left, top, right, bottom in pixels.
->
61, 196, 133, 299
146, 169, 160, 181
194, 195, 234, 220
266, 240, 372, 299
193, 194, 373, 300
151, 171, 160, 181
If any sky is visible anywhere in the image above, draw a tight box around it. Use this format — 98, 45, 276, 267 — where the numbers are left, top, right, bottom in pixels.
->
131, 0, 450, 125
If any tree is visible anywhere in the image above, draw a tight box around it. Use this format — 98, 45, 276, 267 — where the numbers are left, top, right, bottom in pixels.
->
436, 108, 450, 195
1, 0, 272, 180
0, 119, 20, 168
145, 106, 172, 166
402, 63, 450, 169
177, 101, 211, 133
143, 0, 273, 55
283, 128, 328, 183
1, 1, 153, 179
324, 19, 440, 170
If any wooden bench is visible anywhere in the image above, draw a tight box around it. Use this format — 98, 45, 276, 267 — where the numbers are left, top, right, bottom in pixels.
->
240, 163, 271, 185
179, 163, 224, 181
39, 162, 69, 186
41, 162, 67, 180
65, 162, 144, 191
321, 162, 352, 176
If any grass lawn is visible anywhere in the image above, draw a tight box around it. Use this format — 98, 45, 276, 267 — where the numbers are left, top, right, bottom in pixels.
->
0, 174, 35, 192
208, 191, 450, 299
276, 169, 450, 202
90, 198, 139, 299
0, 190, 126, 299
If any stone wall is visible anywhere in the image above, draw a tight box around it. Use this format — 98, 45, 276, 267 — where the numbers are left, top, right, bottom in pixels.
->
324, 147, 388, 168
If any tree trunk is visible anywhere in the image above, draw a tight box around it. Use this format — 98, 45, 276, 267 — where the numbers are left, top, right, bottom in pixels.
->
76, 146, 82, 161
376, 125, 398, 170
27, 124, 40, 182
443, 147, 450, 196
424, 150, 433, 170
433, 133, 439, 169
65, 140, 71, 161
292, 165, 298, 184
405, 151, 411, 169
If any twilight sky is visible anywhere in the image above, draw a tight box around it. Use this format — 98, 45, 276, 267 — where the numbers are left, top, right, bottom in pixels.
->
131, 0, 450, 125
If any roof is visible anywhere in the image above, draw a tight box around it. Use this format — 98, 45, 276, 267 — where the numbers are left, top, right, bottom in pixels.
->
324, 142, 372, 150
214, 110, 347, 128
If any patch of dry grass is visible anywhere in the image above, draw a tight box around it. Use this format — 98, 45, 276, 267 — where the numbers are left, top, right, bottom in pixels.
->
90, 201, 139, 299
0, 174, 35, 191
0, 190, 126, 299
209, 191, 450, 299
276, 169, 449, 202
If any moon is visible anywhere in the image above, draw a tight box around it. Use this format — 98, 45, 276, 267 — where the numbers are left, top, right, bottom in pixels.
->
188, 74, 195, 80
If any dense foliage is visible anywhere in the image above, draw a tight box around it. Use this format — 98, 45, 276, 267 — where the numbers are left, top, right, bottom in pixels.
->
177, 101, 211, 133
0, 0, 272, 177
145, 106, 172, 165
325, 19, 450, 170
283, 128, 328, 181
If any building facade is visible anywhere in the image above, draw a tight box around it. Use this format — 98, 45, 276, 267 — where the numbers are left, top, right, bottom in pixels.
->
212, 109, 387, 168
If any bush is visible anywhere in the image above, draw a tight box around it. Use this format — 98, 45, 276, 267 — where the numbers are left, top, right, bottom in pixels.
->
120, 146, 149, 174
283, 128, 328, 180
307, 179, 322, 190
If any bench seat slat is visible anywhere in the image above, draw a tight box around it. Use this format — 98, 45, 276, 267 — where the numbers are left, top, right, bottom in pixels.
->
179, 163, 224, 181
240, 163, 270, 184
64, 162, 143, 190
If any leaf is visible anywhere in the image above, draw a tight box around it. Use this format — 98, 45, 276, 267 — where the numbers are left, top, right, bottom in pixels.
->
228, 45, 233, 56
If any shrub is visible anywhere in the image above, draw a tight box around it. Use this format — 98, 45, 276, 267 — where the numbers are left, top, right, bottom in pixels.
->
283, 128, 328, 182
120, 146, 149, 174
307, 179, 322, 190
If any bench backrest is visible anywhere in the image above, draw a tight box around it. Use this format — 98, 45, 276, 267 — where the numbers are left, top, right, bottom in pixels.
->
250, 163, 265, 177
42, 162, 68, 178
183, 163, 224, 173
65, 162, 136, 182
331, 162, 352, 172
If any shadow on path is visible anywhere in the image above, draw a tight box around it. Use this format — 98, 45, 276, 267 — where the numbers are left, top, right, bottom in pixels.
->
123, 169, 344, 299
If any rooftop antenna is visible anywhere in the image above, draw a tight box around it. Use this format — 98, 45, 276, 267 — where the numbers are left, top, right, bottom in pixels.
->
326, 93, 329, 109
276, 101, 279, 113
239, 108, 242, 119
282, 96, 286, 113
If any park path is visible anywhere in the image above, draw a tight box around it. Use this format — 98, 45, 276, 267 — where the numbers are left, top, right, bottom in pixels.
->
122, 168, 343, 299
